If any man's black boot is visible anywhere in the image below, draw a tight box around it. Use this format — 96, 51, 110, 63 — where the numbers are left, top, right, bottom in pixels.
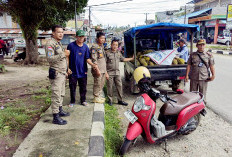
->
118, 100, 128, 106
59, 106, 70, 117
53, 113, 67, 125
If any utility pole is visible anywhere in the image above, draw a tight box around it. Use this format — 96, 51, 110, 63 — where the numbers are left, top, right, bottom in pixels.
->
75, 2, 77, 32
89, 6, 91, 45
89, 6, 91, 28
145, 13, 148, 25
184, 5, 186, 24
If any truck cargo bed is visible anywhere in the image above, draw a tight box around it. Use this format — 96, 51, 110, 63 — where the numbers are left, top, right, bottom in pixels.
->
124, 62, 187, 82
148, 64, 187, 81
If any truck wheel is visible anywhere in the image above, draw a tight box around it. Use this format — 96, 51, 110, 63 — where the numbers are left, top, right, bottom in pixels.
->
171, 81, 179, 92
119, 138, 132, 156
130, 77, 139, 94
172, 80, 184, 92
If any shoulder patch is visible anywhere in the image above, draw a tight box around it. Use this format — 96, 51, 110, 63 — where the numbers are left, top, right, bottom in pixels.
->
47, 46, 54, 57
48, 46, 53, 51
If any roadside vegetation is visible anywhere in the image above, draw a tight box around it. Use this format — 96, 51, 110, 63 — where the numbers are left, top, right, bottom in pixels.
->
0, 64, 6, 73
0, 81, 51, 156
206, 45, 230, 50
103, 86, 123, 157
0, 87, 51, 135
187, 43, 229, 50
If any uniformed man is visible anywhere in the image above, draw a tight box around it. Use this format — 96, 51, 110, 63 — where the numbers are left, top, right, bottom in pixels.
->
46, 25, 70, 125
185, 39, 215, 103
90, 32, 109, 103
106, 38, 134, 106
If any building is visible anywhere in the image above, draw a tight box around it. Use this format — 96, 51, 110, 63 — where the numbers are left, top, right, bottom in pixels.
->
0, 12, 19, 28
187, 0, 231, 43
156, 6, 194, 23
156, 10, 179, 23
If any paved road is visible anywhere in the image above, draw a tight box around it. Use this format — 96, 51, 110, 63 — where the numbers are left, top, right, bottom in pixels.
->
114, 60, 232, 156
207, 54, 232, 124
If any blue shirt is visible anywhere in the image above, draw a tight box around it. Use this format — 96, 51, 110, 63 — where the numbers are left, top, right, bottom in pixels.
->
177, 44, 189, 62
67, 42, 90, 78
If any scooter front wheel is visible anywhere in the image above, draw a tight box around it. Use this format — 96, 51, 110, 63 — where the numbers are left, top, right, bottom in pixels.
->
119, 138, 132, 156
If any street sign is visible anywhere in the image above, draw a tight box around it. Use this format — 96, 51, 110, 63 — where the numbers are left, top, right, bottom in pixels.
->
226, 4, 232, 30
226, 4, 232, 22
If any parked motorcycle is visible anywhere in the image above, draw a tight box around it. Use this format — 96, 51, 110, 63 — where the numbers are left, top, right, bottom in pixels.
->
119, 67, 206, 156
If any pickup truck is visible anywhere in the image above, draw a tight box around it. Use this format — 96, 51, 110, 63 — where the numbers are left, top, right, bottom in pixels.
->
123, 23, 199, 93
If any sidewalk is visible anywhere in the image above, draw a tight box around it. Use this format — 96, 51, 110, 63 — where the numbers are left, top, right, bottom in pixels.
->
13, 72, 105, 157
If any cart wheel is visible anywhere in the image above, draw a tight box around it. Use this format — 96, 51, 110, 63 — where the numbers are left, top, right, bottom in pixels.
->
119, 138, 132, 156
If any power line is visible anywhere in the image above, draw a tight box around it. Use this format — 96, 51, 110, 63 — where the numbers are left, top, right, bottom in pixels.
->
88, 0, 180, 9
89, 0, 182, 13
91, 12, 103, 24
88, 0, 133, 7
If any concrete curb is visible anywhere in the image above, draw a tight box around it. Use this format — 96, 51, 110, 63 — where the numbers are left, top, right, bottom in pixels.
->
212, 50, 232, 55
88, 103, 105, 157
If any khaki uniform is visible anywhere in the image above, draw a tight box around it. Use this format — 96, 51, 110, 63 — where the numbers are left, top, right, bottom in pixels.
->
187, 51, 215, 100
105, 50, 125, 102
46, 38, 67, 114
90, 44, 107, 98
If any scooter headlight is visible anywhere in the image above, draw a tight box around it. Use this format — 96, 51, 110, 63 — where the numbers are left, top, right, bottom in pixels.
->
133, 96, 151, 112
133, 96, 144, 112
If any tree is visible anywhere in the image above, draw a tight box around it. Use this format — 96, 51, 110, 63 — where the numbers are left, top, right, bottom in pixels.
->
0, 0, 88, 64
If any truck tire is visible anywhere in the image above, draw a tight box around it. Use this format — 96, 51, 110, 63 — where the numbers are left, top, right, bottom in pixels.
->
130, 77, 140, 94
171, 80, 184, 92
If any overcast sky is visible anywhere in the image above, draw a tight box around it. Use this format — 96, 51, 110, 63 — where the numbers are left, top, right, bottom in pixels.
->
84, 0, 192, 27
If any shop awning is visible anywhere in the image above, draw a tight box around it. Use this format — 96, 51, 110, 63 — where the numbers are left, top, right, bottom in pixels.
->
180, 8, 212, 19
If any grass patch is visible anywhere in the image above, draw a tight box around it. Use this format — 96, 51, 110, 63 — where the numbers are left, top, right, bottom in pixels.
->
0, 87, 51, 136
0, 64, 6, 73
0, 106, 30, 135
103, 85, 123, 157
104, 103, 123, 157
34, 88, 49, 94
187, 44, 229, 50
207, 45, 229, 50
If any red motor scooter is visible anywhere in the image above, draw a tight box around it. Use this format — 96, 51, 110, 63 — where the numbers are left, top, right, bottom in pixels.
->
119, 78, 206, 156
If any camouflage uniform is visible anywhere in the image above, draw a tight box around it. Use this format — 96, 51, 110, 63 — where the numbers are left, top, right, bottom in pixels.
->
46, 38, 67, 114
90, 43, 107, 98
105, 50, 125, 102
187, 51, 215, 100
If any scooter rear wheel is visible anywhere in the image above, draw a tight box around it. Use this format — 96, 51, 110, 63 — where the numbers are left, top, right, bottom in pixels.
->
180, 113, 201, 135
119, 138, 132, 156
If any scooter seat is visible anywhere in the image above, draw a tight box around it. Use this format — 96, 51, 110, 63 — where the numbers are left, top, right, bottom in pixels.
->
160, 92, 201, 116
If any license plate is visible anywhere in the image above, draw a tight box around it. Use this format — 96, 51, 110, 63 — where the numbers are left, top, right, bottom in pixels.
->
155, 80, 171, 85
124, 110, 138, 124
